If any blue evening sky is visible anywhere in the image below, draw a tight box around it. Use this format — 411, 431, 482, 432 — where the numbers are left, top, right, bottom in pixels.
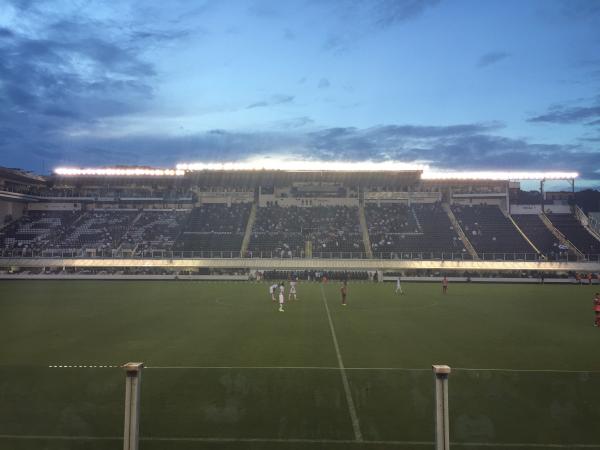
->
0, 0, 599, 185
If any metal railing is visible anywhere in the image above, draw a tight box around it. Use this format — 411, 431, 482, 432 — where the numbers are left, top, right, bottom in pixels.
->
0, 248, 598, 261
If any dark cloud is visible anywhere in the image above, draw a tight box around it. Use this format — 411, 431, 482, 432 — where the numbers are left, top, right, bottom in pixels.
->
318, 78, 330, 89
0, 1, 199, 172
278, 116, 315, 129
318, 0, 439, 53
528, 101, 600, 124
12, 121, 594, 178
247, 94, 295, 109
560, 0, 600, 22
283, 28, 296, 40
371, 0, 441, 28
477, 51, 509, 68
0, 27, 15, 38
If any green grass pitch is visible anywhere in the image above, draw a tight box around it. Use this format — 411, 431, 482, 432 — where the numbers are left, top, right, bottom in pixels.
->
1, 280, 599, 450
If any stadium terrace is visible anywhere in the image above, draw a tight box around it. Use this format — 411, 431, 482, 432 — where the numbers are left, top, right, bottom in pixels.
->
0, 164, 598, 274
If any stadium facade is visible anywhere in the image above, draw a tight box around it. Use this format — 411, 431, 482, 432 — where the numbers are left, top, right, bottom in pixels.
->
1, 165, 599, 274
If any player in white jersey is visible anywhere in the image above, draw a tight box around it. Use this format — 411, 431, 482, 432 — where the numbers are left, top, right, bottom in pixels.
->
278, 290, 285, 312
269, 284, 278, 302
289, 280, 298, 301
395, 277, 404, 295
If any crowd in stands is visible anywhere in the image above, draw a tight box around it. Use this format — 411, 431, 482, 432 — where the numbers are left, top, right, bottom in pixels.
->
369, 202, 466, 259
173, 203, 251, 254
248, 205, 364, 258
365, 203, 420, 235
2, 202, 599, 261
452, 204, 534, 258
121, 211, 188, 252
58, 210, 137, 251
0, 211, 80, 251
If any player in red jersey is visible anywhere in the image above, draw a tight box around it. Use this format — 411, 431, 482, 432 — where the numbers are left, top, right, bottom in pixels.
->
594, 293, 600, 327
341, 281, 347, 306
442, 276, 448, 294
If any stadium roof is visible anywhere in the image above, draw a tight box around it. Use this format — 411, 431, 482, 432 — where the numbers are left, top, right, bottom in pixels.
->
0, 166, 47, 184
53, 164, 579, 183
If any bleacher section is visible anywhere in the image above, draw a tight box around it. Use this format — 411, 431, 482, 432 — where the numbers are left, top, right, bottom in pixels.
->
368, 202, 466, 259
121, 211, 189, 252
547, 214, 600, 258
57, 210, 137, 251
452, 205, 534, 259
174, 204, 251, 254
248, 205, 364, 258
0, 211, 81, 251
2, 204, 598, 260
512, 214, 564, 259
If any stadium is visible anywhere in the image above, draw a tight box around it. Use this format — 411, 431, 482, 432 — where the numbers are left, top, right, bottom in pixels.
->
4, 0, 600, 449
1, 163, 600, 449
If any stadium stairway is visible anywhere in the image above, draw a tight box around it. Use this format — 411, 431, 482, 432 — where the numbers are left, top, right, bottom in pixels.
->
507, 214, 542, 257
575, 205, 600, 242
241, 202, 257, 257
358, 204, 373, 258
442, 203, 479, 260
539, 213, 584, 258
130, 211, 144, 227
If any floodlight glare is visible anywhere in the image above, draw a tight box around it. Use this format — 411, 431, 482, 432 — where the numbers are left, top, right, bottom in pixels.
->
421, 171, 578, 181
54, 167, 185, 176
176, 160, 427, 172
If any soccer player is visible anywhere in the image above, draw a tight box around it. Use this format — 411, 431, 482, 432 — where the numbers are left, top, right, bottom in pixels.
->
269, 283, 278, 302
341, 281, 347, 306
594, 293, 600, 327
289, 279, 298, 301
442, 276, 448, 294
395, 277, 404, 295
278, 289, 285, 312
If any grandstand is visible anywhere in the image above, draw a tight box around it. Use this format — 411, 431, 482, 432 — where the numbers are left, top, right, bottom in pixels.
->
0, 165, 599, 268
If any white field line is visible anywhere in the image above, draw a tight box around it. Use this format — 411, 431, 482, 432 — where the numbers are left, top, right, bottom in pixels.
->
320, 284, 363, 442
45, 364, 600, 374
48, 365, 119, 368
1, 435, 598, 448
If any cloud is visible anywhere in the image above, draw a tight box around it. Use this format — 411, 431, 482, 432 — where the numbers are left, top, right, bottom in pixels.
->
283, 28, 295, 40
317, 0, 440, 53
246, 94, 295, 109
0, 1, 202, 164
477, 51, 509, 68
318, 78, 330, 89
371, 0, 441, 28
12, 120, 596, 179
278, 116, 315, 129
528, 99, 600, 124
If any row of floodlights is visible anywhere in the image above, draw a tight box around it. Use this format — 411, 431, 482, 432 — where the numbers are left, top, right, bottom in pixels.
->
54, 168, 185, 177
54, 163, 579, 181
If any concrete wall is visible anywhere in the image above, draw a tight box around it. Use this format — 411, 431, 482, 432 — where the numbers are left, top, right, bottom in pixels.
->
28, 202, 82, 211
0, 200, 26, 225
510, 204, 542, 214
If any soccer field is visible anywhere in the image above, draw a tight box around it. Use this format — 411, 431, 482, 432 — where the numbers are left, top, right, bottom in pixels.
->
1, 280, 599, 450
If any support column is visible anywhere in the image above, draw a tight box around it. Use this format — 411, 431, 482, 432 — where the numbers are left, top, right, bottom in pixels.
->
433, 364, 451, 450
123, 362, 144, 450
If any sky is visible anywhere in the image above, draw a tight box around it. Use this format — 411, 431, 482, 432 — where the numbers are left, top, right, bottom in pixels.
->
0, 0, 599, 186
